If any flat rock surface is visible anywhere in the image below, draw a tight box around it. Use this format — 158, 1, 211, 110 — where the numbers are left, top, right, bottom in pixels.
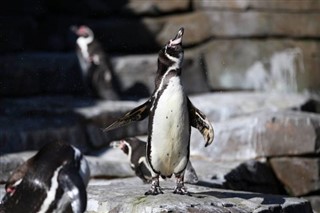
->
86, 178, 313, 213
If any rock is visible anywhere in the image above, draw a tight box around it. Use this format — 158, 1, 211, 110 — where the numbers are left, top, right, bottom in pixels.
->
189, 92, 316, 122
193, 0, 320, 11
191, 110, 320, 161
204, 11, 320, 38
201, 39, 320, 93
86, 177, 313, 213
224, 158, 285, 195
305, 196, 320, 213
270, 157, 320, 196
123, 0, 191, 15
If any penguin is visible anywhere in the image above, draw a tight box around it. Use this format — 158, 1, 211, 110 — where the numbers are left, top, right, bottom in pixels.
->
104, 28, 214, 195
110, 137, 152, 183
71, 25, 121, 100
0, 141, 90, 213
111, 137, 198, 184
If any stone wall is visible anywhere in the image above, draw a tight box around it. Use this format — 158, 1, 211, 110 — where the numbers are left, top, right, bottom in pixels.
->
1, 0, 319, 97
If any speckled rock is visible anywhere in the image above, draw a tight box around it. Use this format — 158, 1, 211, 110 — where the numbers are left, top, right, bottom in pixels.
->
86, 178, 313, 213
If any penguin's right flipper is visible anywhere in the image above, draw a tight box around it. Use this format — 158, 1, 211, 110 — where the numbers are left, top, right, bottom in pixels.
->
187, 97, 214, 147
104, 99, 151, 131
59, 167, 87, 213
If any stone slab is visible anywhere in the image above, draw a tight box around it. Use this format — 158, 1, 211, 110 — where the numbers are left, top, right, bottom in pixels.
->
201, 39, 320, 93
191, 110, 320, 161
194, 0, 320, 11
270, 157, 320, 196
86, 177, 313, 213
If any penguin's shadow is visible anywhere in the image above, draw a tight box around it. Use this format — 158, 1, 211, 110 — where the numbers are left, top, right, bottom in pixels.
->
192, 190, 286, 206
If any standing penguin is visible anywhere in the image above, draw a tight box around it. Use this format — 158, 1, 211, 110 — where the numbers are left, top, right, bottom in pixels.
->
71, 25, 121, 100
0, 141, 90, 213
104, 28, 214, 195
111, 137, 198, 184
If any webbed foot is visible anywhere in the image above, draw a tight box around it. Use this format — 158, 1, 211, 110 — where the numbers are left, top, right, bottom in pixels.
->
145, 177, 163, 196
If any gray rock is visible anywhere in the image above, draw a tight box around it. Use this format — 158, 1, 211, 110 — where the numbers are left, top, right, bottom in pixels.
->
193, 0, 320, 11
124, 0, 190, 15
204, 11, 320, 38
86, 178, 313, 213
191, 110, 320, 161
201, 39, 320, 93
305, 196, 320, 213
270, 157, 320, 196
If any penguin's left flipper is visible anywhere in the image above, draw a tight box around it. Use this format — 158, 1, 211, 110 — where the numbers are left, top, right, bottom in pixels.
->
187, 97, 214, 147
104, 99, 151, 131
59, 167, 87, 213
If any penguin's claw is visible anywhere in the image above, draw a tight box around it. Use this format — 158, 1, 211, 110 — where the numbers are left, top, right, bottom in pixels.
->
173, 186, 190, 196
145, 186, 163, 195
145, 177, 163, 196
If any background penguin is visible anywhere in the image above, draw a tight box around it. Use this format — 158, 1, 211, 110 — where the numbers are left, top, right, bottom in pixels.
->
71, 25, 121, 100
111, 137, 199, 184
0, 141, 90, 213
104, 28, 214, 195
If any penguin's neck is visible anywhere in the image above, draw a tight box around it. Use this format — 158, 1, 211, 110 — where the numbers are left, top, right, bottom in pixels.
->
77, 35, 94, 60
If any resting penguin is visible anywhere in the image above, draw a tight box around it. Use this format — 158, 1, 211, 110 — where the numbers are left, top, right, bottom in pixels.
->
111, 137, 198, 184
71, 25, 121, 100
104, 28, 214, 195
0, 141, 90, 213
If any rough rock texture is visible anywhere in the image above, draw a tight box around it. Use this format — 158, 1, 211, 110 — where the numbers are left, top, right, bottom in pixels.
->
86, 178, 313, 213
191, 110, 320, 161
201, 39, 320, 92
0, 92, 315, 154
193, 0, 320, 11
270, 157, 320, 196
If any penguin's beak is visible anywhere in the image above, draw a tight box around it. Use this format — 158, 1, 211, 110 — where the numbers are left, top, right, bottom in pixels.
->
169, 27, 184, 46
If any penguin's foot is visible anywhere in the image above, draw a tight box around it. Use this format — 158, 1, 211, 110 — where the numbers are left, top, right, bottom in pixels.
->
173, 175, 191, 195
145, 177, 163, 195
173, 185, 190, 195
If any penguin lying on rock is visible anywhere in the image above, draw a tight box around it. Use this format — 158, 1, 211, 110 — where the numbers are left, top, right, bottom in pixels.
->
0, 141, 90, 213
71, 25, 121, 100
110, 137, 198, 184
104, 28, 214, 195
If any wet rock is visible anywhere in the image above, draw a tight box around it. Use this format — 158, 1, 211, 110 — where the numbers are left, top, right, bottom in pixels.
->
270, 157, 320, 196
201, 39, 320, 93
191, 110, 320, 161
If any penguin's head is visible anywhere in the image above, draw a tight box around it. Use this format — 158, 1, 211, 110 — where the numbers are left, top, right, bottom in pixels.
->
157, 28, 184, 77
161, 28, 184, 63
110, 140, 130, 155
71, 25, 94, 39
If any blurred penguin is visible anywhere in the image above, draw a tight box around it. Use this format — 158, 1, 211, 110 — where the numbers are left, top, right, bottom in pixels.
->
71, 25, 121, 100
0, 141, 90, 213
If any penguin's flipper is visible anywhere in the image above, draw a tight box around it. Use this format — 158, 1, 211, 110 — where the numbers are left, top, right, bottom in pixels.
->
59, 168, 87, 213
104, 99, 151, 131
187, 97, 214, 147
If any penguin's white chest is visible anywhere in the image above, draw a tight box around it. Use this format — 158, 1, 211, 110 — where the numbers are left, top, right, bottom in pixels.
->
150, 76, 190, 176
